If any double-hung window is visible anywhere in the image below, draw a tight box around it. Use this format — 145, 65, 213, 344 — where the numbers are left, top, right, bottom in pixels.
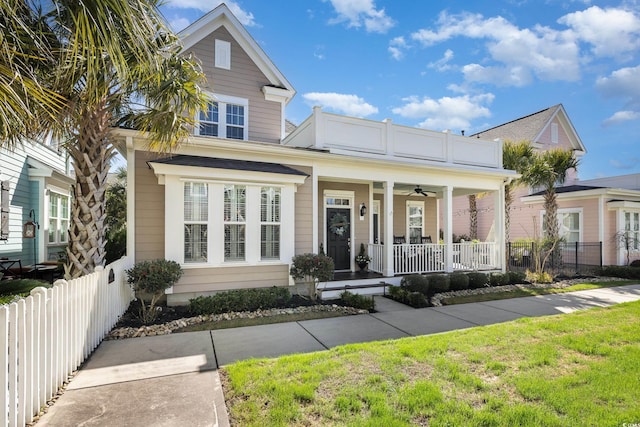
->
48, 192, 70, 244
261, 187, 280, 260
407, 201, 424, 244
224, 185, 246, 261
197, 94, 247, 140
184, 182, 208, 263
625, 211, 640, 250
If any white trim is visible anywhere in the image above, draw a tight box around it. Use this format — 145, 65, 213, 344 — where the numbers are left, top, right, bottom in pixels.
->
540, 207, 583, 242
214, 39, 231, 70
126, 138, 135, 265
195, 92, 249, 141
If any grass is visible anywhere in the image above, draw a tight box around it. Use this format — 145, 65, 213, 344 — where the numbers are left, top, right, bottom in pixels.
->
441, 280, 635, 305
0, 279, 51, 305
177, 310, 349, 332
222, 300, 640, 426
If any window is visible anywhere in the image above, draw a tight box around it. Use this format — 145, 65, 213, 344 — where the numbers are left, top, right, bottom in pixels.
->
184, 182, 208, 263
551, 122, 559, 144
48, 192, 69, 244
624, 211, 640, 250
542, 209, 581, 243
215, 39, 231, 69
196, 95, 247, 140
1, 181, 8, 240
224, 185, 246, 261
407, 201, 424, 244
261, 187, 280, 259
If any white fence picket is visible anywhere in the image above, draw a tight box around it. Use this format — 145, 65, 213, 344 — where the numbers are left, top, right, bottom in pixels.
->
2, 257, 133, 427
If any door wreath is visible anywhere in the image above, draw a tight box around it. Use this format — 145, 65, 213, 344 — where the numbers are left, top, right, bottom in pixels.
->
329, 212, 349, 236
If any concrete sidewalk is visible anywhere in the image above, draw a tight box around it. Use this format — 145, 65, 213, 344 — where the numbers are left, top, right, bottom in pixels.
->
37, 284, 640, 427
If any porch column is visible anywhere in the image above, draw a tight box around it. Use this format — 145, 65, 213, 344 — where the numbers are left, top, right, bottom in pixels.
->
312, 168, 319, 253
442, 185, 453, 273
383, 180, 394, 276
494, 183, 506, 272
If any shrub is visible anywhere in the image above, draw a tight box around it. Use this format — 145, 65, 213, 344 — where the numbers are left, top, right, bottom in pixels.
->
340, 291, 375, 311
429, 274, 450, 294
189, 287, 291, 315
489, 272, 510, 287
290, 253, 334, 300
630, 260, 640, 268
507, 271, 527, 284
126, 259, 183, 324
407, 291, 429, 308
467, 272, 488, 289
599, 265, 640, 280
449, 273, 469, 291
526, 270, 553, 284
400, 274, 430, 295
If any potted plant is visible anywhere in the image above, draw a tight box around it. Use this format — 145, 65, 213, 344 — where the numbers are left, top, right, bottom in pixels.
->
355, 243, 371, 271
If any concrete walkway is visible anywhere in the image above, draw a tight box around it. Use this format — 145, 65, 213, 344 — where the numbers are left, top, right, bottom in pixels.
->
37, 284, 640, 427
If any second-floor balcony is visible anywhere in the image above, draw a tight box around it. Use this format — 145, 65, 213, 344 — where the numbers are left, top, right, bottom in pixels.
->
283, 106, 504, 169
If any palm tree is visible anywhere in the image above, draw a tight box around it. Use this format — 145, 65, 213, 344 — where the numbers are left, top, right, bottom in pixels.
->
468, 194, 478, 240
502, 140, 534, 243
521, 148, 579, 242
1, 0, 207, 277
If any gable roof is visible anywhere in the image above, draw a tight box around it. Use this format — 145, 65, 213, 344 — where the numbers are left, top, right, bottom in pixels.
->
471, 104, 587, 154
148, 155, 308, 176
179, 3, 295, 97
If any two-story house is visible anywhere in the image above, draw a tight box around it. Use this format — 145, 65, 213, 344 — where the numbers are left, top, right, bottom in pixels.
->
112, 4, 517, 305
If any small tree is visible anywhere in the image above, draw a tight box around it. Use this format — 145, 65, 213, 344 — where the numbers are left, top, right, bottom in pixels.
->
290, 253, 334, 301
126, 259, 183, 324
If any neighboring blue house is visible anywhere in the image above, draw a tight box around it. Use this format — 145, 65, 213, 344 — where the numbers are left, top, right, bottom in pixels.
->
0, 137, 73, 269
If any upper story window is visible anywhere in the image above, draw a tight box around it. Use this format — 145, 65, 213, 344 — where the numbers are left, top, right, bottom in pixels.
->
215, 39, 231, 70
196, 94, 248, 141
48, 192, 70, 244
551, 123, 559, 144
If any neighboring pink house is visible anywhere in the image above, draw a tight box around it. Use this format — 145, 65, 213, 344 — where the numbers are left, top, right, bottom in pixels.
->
451, 105, 640, 266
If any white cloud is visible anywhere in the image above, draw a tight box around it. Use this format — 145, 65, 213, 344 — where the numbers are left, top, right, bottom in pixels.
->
596, 65, 640, 106
559, 6, 640, 58
166, 0, 256, 26
326, 0, 395, 33
428, 49, 454, 71
410, 11, 581, 86
609, 156, 640, 169
169, 16, 191, 32
388, 36, 407, 60
392, 93, 494, 131
603, 110, 640, 126
303, 92, 379, 117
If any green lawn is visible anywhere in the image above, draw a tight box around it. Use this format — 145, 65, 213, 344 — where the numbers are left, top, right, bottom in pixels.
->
222, 300, 640, 426
441, 280, 635, 305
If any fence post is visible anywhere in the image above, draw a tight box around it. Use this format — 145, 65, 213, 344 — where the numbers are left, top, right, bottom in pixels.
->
599, 241, 603, 268
575, 241, 579, 273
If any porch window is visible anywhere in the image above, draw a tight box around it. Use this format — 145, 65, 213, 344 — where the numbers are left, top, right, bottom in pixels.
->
261, 187, 280, 259
624, 211, 640, 250
224, 185, 246, 261
407, 201, 424, 244
184, 182, 208, 263
48, 192, 70, 244
196, 94, 247, 140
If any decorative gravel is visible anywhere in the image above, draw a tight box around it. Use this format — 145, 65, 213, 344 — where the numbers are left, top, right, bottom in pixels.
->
430, 276, 624, 306
107, 304, 369, 340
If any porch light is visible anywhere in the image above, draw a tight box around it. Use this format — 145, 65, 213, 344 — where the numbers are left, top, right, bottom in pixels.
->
359, 203, 367, 217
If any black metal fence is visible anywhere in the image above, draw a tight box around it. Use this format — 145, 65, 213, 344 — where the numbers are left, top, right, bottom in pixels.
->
507, 241, 603, 275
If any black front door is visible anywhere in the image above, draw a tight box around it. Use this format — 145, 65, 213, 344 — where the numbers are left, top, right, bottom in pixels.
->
327, 208, 351, 270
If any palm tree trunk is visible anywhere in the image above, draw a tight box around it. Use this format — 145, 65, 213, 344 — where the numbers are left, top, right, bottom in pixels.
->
468, 194, 477, 240
543, 189, 561, 269
66, 100, 114, 278
504, 183, 513, 244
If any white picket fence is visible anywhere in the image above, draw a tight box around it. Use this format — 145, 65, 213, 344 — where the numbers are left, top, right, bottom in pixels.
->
1, 257, 134, 427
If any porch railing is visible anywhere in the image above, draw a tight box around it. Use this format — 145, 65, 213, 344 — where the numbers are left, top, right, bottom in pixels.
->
368, 242, 498, 275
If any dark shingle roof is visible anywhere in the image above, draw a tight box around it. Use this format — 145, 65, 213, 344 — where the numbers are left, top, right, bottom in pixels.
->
529, 185, 604, 197
148, 155, 308, 176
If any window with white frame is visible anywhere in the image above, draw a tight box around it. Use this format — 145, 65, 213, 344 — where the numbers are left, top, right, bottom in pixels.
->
184, 182, 208, 263
407, 201, 424, 244
197, 94, 247, 140
624, 211, 640, 250
542, 208, 581, 243
224, 185, 246, 261
48, 192, 69, 244
261, 187, 280, 260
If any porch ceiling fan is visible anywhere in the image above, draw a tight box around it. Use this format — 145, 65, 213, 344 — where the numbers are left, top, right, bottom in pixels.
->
410, 185, 436, 197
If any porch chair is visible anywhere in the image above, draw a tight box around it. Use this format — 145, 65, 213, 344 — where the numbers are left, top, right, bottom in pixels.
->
421, 236, 432, 244
393, 235, 406, 244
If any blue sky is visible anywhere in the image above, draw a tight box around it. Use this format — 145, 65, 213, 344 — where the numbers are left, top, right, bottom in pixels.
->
159, 0, 640, 180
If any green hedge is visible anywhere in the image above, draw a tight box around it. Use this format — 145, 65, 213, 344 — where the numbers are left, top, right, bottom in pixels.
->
599, 265, 640, 280
467, 272, 488, 289
387, 286, 429, 308
429, 274, 450, 294
449, 273, 469, 291
400, 274, 430, 295
189, 287, 291, 315
340, 291, 375, 311
489, 272, 510, 287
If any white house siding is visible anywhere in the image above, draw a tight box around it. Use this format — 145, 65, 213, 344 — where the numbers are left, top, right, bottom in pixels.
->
0, 141, 69, 265
189, 27, 282, 144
